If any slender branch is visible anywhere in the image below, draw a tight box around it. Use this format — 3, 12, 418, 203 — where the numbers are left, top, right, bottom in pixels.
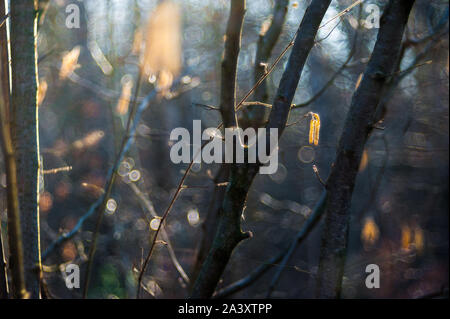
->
68, 72, 138, 102
42, 166, 72, 175
81, 73, 167, 297
220, 0, 245, 128
247, 0, 289, 126
0, 13, 8, 28
42, 89, 157, 263
375, 27, 448, 123
190, 165, 230, 288
266, 191, 327, 297
125, 68, 143, 134
190, 0, 252, 291
0, 21, 27, 298
292, 31, 358, 109
312, 164, 327, 188
127, 182, 190, 286
0, 0, 10, 300
316, 0, 416, 298
192, 103, 221, 111
0, 228, 8, 298
137, 142, 200, 298
213, 190, 327, 299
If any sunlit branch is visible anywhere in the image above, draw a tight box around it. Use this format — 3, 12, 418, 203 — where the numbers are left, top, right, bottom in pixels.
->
213, 191, 327, 299
127, 182, 190, 286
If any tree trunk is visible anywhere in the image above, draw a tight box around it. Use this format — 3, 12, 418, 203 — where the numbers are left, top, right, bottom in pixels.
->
316, 0, 416, 299
10, 0, 41, 298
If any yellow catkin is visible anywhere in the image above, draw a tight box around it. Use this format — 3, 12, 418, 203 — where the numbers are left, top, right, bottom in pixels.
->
309, 117, 315, 145
309, 113, 321, 146
313, 113, 320, 146
116, 78, 133, 115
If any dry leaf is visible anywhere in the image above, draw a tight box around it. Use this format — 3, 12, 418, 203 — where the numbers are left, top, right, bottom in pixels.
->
60, 46, 81, 80
116, 77, 133, 115
142, 1, 181, 91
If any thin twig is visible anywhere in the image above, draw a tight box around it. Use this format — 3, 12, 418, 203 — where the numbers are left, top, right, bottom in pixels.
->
192, 103, 221, 111
128, 182, 190, 286
0, 13, 8, 28
0, 36, 27, 299
137, 147, 199, 298
312, 164, 326, 188
213, 191, 327, 299
292, 27, 358, 109
266, 190, 327, 298
82, 69, 155, 297
42, 89, 157, 262
42, 166, 72, 175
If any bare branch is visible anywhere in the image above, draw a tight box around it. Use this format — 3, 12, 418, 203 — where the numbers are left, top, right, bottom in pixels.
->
248, 0, 289, 125
213, 191, 327, 299
0, 13, 8, 28
191, 0, 333, 299
220, 0, 246, 128
42, 89, 159, 262
312, 164, 327, 188
316, 0, 416, 298
127, 182, 190, 286
292, 30, 358, 109
0, 5, 27, 297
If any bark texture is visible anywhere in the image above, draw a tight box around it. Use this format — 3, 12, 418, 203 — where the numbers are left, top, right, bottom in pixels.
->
316, 0, 416, 299
191, 0, 247, 298
10, 0, 41, 298
190, 165, 230, 286
219, 0, 245, 128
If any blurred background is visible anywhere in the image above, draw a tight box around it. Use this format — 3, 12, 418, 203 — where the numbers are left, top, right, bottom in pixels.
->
1, 0, 447, 298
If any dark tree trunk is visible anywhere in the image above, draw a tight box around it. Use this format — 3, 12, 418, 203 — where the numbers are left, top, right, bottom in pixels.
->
10, 0, 41, 298
316, 0, 416, 299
